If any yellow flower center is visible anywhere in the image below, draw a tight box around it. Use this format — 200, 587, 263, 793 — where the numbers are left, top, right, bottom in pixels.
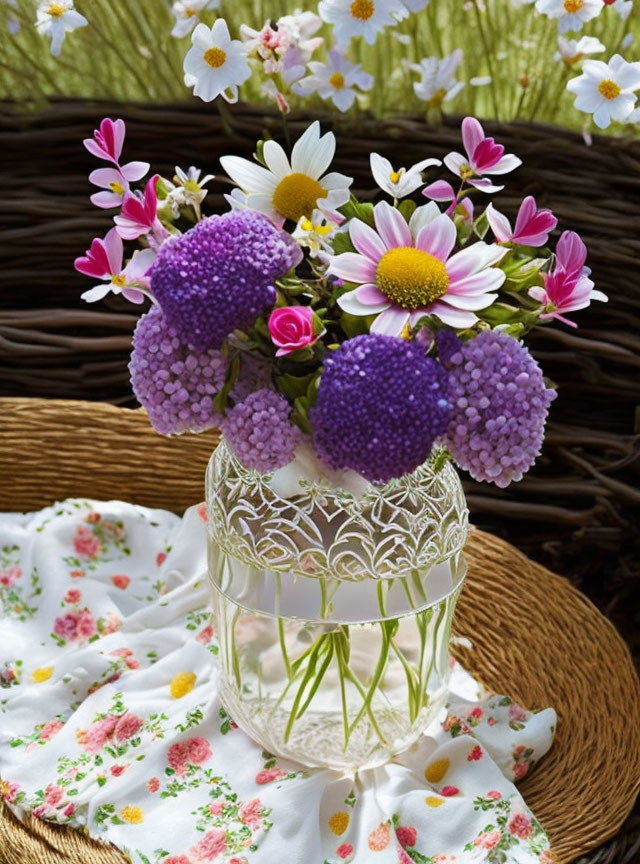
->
350, 0, 375, 20
425, 796, 445, 808
389, 170, 402, 183
109, 181, 125, 196
111, 273, 127, 287
598, 78, 621, 100
184, 178, 201, 192
272, 173, 326, 223
329, 72, 345, 90
121, 806, 144, 824
204, 47, 226, 68
170, 671, 196, 698
563, 0, 583, 11
185, 6, 196, 15
376, 247, 449, 309
32, 666, 53, 683
427, 88, 447, 109
460, 163, 475, 181
328, 811, 350, 835
48, 3, 65, 16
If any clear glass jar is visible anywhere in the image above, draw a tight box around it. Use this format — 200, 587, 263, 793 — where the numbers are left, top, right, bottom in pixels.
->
206, 440, 468, 771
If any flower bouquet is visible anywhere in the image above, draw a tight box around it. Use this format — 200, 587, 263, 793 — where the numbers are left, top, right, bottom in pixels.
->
74, 113, 606, 770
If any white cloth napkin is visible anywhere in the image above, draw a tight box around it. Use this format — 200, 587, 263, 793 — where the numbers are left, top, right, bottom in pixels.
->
0, 500, 557, 864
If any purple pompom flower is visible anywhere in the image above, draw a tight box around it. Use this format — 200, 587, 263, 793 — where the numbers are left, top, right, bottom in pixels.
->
150, 210, 302, 351
222, 389, 300, 473
129, 306, 226, 435
439, 329, 556, 487
309, 334, 450, 484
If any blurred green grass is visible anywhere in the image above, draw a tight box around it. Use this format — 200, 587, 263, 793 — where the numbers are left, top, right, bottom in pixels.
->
1, 0, 638, 132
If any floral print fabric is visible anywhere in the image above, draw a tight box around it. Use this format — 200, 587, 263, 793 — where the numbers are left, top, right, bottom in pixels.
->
0, 500, 556, 864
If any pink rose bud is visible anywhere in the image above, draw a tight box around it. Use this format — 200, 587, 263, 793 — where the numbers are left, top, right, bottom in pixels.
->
268, 306, 324, 357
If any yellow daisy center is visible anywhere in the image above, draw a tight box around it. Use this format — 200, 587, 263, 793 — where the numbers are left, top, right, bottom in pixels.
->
111, 273, 127, 287
185, 6, 197, 15
121, 806, 144, 824
329, 72, 345, 90
109, 180, 125, 196
563, 0, 583, 11
272, 173, 326, 223
48, 3, 65, 16
350, 0, 375, 20
204, 47, 226, 68
389, 170, 402, 183
598, 78, 621, 100
428, 88, 447, 109
376, 247, 449, 309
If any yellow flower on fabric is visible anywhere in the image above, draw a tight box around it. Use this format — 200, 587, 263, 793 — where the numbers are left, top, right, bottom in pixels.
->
170, 671, 196, 699
425, 796, 445, 808
328, 811, 350, 835
425, 758, 450, 784
31, 666, 53, 683
121, 805, 144, 824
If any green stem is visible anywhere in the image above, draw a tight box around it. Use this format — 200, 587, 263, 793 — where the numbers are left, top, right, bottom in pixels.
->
283, 635, 331, 743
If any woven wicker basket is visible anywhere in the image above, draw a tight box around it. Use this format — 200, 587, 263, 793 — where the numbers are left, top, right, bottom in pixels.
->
1, 397, 639, 864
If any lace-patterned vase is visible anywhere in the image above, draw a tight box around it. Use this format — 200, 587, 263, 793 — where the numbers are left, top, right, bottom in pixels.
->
206, 440, 468, 771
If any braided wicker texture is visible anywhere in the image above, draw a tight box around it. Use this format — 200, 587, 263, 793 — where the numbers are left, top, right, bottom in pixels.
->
0, 397, 639, 864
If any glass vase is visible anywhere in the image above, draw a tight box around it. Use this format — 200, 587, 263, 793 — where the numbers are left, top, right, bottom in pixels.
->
206, 440, 468, 772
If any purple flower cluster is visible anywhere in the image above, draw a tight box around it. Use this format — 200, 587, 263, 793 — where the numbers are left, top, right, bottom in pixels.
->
439, 330, 556, 487
310, 334, 450, 483
150, 211, 302, 351
222, 389, 300, 473
129, 307, 226, 435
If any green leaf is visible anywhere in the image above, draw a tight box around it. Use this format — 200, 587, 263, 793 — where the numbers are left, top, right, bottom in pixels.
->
275, 372, 317, 402
213, 353, 241, 415
330, 231, 355, 255
398, 199, 417, 221
339, 198, 375, 227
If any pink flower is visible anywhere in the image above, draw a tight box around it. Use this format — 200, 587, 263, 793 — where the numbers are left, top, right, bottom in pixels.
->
167, 741, 189, 775
110, 764, 127, 777
44, 784, 64, 806
77, 609, 96, 640
474, 828, 502, 849
89, 162, 149, 209
3, 782, 19, 803
114, 175, 167, 244
513, 762, 529, 780
486, 196, 557, 247
196, 625, 214, 645
114, 713, 143, 742
470, 707, 484, 720
467, 745, 483, 762
196, 502, 208, 523
444, 116, 522, 193
186, 737, 213, 765
101, 613, 122, 635
441, 785, 460, 797
209, 801, 224, 815
70, 569, 85, 578
508, 812, 533, 839
64, 588, 82, 605
190, 828, 227, 860
112, 574, 131, 590
0, 565, 22, 587
268, 306, 324, 357
63, 802, 75, 818
337, 843, 354, 860
146, 777, 160, 793
156, 552, 167, 566
488, 717, 497, 726
227, 859, 248, 864
255, 767, 287, 785
75, 227, 155, 305
81, 715, 118, 753
487, 789, 502, 800
395, 825, 417, 848
53, 613, 79, 642
72, 525, 102, 558
529, 230, 607, 327
39, 720, 64, 741
83, 118, 126, 165
331, 200, 506, 333
238, 797, 263, 830
508, 703, 528, 722
165, 857, 191, 864
32, 805, 48, 819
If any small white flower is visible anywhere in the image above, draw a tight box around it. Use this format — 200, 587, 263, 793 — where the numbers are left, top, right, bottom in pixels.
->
295, 49, 373, 111
608, 0, 633, 18
183, 19, 251, 103
165, 166, 214, 217
220, 121, 353, 227
35, 0, 87, 57
535, 0, 604, 35
370, 152, 441, 198
566, 53, 640, 128
318, 0, 407, 49
171, 0, 221, 39
292, 209, 338, 258
409, 50, 464, 106
470, 76, 492, 86
554, 35, 605, 65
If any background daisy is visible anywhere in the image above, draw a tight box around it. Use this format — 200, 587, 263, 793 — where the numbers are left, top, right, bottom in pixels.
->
567, 53, 640, 127
318, 0, 407, 49
296, 49, 374, 111
183, 19, 251, 103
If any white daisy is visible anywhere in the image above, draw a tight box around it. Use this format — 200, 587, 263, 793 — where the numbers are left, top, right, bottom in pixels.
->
554, 35, 605, 65
171, 1, 221, 39
370, 152, 441, 198
608, 0, 633, 18
295, 49, 374, 111
566, 54, 640, 129
183, 19, 251, 103
409, 50, 464, 107
534, 0, 604, 35
35, 0, 87, 57
318, 0, 407, 49
220, 121, 353, 227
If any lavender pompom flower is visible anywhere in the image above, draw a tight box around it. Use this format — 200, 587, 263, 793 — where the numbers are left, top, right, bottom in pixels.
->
310, 334, 450, 484
222, 389, 300, 473
129, 306, 226, 435
439, 329, 556, 487
150, 210, 302, 351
